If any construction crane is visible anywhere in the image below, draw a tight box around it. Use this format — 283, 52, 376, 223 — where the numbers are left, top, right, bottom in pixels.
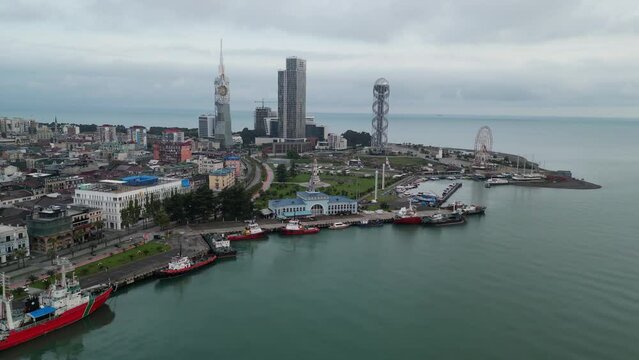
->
254, 99, 277, 108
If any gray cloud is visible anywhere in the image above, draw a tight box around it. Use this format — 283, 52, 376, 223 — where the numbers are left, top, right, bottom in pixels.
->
2, 0, 639, 119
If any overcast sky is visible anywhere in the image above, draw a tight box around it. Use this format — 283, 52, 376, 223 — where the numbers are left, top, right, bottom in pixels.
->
2, 0, 639, 118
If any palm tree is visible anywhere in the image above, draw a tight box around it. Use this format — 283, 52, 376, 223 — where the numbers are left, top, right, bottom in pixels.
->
13, 248, 27, 268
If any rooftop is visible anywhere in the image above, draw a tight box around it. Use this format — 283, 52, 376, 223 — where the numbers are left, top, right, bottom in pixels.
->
0, 224, 25, 232
210, 168, 234, 176
76, 177, 182, 193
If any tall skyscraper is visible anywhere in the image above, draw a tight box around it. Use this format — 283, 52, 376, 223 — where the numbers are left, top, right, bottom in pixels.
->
214, 40, 233, 148
278, 57, 306, 139
198, 113, 215, 138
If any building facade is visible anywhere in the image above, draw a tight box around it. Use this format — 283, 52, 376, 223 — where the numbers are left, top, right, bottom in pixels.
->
0, 117, 36, 135
223, 155, 242, 178
208, 168, 236, 191
153, 142, 192, 163
162, 129, 185, 143
128, 126, 148, 147
98, 125, 118, 143
268, 191, 357, 218
0, 224, 29, 264
278, 57, 306, 139
327, 133, 348, 150
198, 114, 216, 138
254, 106, 273, 137
305, 117, 326, 141
74, 177, 189, 230
193, 156, 223, 174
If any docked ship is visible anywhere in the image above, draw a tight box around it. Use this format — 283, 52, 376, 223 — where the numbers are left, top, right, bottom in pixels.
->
485, 177, 509, 188
460, 204, 486, 215
0, 259, 113, 351
422, 212, 466, 226
226, 221, 267, 241
212, 239, 237, 259
156, 253, 217, 278
280, 220, 320, 235
328, 222, 350, 230
356, 219, 384, 227
393, 201, 422, 225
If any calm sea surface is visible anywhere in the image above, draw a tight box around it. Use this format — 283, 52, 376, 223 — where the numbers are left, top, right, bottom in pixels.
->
4, 111, 639, 359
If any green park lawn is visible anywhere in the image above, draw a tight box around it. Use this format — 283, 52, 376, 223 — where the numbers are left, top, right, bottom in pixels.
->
28, 242, 171, 290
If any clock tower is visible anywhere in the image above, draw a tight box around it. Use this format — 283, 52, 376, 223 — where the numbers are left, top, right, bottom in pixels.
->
214, 39, 233, 148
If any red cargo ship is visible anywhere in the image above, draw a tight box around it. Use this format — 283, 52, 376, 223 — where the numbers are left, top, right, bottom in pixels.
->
227, 221, 267, 241
280, 220, 320, 235
0, 259, 113, 351
393, 201, 422, 225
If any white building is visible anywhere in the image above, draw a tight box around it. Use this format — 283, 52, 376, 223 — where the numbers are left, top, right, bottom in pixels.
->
73, 177, 190, 230
192, 156, 224, 174
327, 133, 348, 150
98, 125, 118, 143
0, 224, 29, 264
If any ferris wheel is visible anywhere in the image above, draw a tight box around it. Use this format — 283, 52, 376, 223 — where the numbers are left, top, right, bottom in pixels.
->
474, 126, 493, 167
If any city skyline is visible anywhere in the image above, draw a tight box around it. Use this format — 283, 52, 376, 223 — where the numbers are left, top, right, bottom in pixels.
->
2, 1, 639, 119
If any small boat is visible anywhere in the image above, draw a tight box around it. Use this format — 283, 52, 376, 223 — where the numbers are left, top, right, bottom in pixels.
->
485, 178, 509, 188
212, 239, 237, 259
156, 254, 217, 278
227, 221, 267, 241
280, 220, 320, 236
329, 222, 350, 230
461, 204, 486, 215
357, 219, 384, 227
422, 212, 466, 226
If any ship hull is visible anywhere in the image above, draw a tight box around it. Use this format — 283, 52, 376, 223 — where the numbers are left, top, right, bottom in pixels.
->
393, 217, 423, 225
156, 255, 217, 278
227, 232, 267, 241
280, 228, 320, 236
0, 287, 113, 351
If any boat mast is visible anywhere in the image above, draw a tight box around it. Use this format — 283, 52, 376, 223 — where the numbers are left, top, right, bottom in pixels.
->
1, 273, 15, 330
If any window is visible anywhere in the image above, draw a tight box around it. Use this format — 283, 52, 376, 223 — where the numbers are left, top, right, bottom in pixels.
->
5, 236, 9, 241
18, 233, 23, 239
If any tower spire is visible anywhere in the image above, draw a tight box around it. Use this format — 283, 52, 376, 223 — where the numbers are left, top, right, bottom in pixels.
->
218, 38, 224, 75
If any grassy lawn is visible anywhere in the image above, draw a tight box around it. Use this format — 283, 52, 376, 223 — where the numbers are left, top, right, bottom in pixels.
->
27, 242, 171, 289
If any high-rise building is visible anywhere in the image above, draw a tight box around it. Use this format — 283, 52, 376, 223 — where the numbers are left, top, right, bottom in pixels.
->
128, 125, 147, 147
214, 40, 233, 148
198, 114, 215, 138
278, 57, 306, 139
305, 116, 326, 141
162, 128, 185, 143
254, 106, 273, 137
98, 125, 118, 143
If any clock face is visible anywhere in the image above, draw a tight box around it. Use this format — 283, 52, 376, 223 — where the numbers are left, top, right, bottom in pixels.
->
217, 85, 228, 96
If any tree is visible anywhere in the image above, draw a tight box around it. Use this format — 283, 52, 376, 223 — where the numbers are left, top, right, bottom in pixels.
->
13, 248, 28, 268
275, 164, 288, 183
342, 130, 371, 147
218, 185, 254, 221
240, 127, 257, 145
288, 161, 297, 178
153, 208, 170, 230
286, 150, 300, 159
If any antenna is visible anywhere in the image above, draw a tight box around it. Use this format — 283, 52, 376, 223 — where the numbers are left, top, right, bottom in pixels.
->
218, 38, 225, 75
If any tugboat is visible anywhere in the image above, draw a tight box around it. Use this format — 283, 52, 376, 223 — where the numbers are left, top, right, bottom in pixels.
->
422, 212, 466, 226
212, 238, 237, 259
226, 221, 267, 241
0, 258, 113, 351
328, 222, 350, 230
156, 253, 217, 278
280, 219, 320, 236
393, 200, 422, 225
